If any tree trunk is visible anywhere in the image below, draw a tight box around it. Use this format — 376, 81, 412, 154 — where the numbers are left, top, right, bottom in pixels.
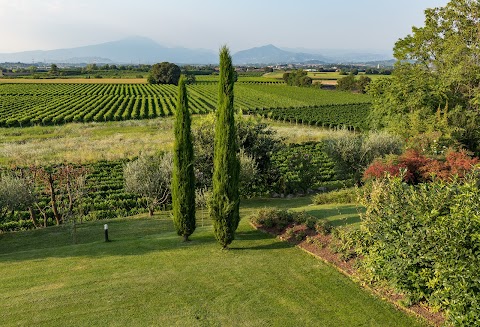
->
28, 207, 38, 228
148, 207, 154, 216
48, 173, 61, 225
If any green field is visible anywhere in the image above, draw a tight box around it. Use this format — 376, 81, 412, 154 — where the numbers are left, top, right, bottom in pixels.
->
0, 83, 370, 127
0, 199, 425, 326
249, 103, 371, 130
0, 115, 342, 166
196, 75, 283, 84
264, 71, 389, 84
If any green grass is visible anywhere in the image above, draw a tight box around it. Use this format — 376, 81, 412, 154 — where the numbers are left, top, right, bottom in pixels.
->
0, 115, 356, 166
0, 118, 176, 165
0, 199, 426, 326
242, 197, 363, 228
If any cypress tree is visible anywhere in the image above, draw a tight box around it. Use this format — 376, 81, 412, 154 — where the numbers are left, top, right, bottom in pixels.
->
210, 46, 240, 249
172, 76, 196, 241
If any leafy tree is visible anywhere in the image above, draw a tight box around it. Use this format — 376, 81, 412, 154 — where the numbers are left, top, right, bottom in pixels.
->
49, 64, 59, 76
33, 165, 87, 226
368, 0, 480, 154
172, 77, 196, 241
324, 130, 404, 184
283, 70, 312, 87
210, 46, 240, 249
0, 173, 34, 222
337, 74, 372, 93
192, 114, 281, 193
148, 62, 181, 85
124, 153, 172, 216
336, 74, 357, 91
356, 75, 371, 93
85, 63, 98, 72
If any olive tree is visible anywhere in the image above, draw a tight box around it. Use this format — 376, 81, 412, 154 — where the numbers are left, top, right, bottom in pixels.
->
0, 173, 34, 221
124, 152, 172, 216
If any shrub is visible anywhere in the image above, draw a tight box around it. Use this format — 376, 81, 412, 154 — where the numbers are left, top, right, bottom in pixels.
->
305, 216, 317, 230
324, 129, 403, 183
364, 149, 479, 184
250, 208, 318, 232
314, 220, 333, 235
290, 211, 316, 226
330, 226, 361, 261
249, 208, 294, 230
312, 188, 358, 205
358, 174, 480, 325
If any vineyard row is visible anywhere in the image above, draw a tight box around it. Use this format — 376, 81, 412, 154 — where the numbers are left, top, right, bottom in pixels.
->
0, 83, 371, 127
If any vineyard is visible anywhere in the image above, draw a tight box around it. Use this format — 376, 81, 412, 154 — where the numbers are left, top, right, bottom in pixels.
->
248, 103, 371, 130
0, 83, 371, 127
0, 140, 348, 232
0, 160, 141, 232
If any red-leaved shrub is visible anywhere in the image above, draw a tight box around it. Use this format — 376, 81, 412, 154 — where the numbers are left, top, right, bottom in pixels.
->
363, 149, 478, 184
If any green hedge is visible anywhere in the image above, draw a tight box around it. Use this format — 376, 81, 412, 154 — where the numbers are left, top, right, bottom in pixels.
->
357, 175, 480, 325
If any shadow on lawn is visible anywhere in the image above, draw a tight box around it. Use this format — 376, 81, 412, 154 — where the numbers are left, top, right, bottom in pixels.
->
0, 222, 291, 263
229, 230, 293, 251
304, 205, 363, 227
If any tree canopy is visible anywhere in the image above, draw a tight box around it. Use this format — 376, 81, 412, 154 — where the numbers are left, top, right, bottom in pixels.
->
368, 0, 480, 154
148, 62, 181, 85
283, 70, 312, 87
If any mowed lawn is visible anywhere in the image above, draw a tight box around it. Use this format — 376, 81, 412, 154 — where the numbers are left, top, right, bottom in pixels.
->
0, 200, 426, 327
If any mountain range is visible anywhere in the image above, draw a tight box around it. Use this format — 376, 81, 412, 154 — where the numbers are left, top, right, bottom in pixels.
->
0, 36, 392, 65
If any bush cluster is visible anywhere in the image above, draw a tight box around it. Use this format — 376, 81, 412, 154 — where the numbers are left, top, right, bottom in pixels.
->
364, 149, 479, 184
250, 208, 331, 235
357, 174, 480, 325
336, 74, 371, 93
282, 70, 312, 87
324, 129, 404, 183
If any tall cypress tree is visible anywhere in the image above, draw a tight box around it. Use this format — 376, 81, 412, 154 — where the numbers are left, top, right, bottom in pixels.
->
210, 46, 240, 249
172, 76, 196, 241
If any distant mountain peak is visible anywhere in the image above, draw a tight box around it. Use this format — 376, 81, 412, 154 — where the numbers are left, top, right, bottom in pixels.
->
232, 44, 328, 65
0, 37, 217, 64
0, 38, 393, 65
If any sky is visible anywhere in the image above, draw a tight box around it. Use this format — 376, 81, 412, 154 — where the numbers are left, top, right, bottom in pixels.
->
0, 0, 450, 54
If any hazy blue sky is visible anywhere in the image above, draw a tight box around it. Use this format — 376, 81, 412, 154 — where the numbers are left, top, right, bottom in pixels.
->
0, 0, 450, 53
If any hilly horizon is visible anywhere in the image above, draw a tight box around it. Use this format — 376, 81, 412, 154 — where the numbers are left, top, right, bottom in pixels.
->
232, 44, 331, 65
0, 36, 393, 65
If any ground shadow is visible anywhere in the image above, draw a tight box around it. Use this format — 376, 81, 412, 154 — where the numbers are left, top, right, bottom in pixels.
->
305, 205, 363, 227
0, 221, 292, 263
229, 230, 293, 251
